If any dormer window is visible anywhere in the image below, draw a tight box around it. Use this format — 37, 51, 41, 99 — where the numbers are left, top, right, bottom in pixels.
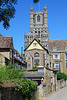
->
53, 47, 56, 51
33, 43, 37, 46
37, 15, 40, 22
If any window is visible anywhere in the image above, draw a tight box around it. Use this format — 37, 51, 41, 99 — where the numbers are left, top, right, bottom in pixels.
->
28, 57, 30, 60
39, 40, 40, 43
33, 43, 37, 46
53, 54, 59, 59
37, 15, 40, 22
55, 62, 59, 68
65, 53, 67, 60
53, 47, 56, 51
65, 47, 67, 50
34, 52, 40, 66
28, 63, 30, 67
35, 31, 37, 33
38, 31, 40, 37
66, 61, 67, 68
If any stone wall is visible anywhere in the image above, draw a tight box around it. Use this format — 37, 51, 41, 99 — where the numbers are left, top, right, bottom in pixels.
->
0, 87, 23, 100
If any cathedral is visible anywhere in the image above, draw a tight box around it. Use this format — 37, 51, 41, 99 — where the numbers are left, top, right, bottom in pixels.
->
24, 7, 67, 74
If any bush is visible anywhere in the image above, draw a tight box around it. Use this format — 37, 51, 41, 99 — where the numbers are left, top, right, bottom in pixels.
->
0, 65, 37, 100
57, 72, 67, 80
32, 66, 38, 70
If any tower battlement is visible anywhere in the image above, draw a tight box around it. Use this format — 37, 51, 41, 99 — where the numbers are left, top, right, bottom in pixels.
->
24, 7, 49, 49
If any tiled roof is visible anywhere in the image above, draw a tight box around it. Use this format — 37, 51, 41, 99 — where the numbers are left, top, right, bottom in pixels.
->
0, 37, 13, 48
49, 40, 67, 51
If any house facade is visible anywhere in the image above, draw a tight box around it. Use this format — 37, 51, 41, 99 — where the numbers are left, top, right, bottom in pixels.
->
24, 39, 49, 69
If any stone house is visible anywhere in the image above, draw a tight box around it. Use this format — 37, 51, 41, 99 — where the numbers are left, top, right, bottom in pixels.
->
0, 36, 14, 65
49, 40, 67, 74
0, 36, 27, 69
24, 39, 49, 70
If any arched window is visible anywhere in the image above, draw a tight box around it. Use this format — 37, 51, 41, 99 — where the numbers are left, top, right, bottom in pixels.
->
34, 52, 40, 66
37, 15, 40, 22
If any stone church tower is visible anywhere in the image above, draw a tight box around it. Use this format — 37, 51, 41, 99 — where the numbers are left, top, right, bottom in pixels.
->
24, 6, 49, 49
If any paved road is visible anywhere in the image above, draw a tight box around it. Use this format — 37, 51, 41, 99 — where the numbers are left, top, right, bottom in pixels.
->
39, 87, 67, 100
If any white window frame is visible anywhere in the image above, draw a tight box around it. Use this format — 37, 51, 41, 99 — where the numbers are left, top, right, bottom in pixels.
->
65, 47, 67, 50
53, 54, 60, 59
55, 62, 59, 68
65, 53, 67, 60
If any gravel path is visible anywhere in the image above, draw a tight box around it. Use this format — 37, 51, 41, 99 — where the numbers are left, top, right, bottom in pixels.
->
39, 87, 67, 100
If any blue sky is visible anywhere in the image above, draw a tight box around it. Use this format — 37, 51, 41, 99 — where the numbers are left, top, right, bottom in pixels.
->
0, 0, 67, 54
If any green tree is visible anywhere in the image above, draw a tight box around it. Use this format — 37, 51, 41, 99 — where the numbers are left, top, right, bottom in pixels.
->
33, 0, 39, 3
0, 0, 39, 29
0, 34, 3, 36
0, 0, 17, 29
57, 72, 67, 80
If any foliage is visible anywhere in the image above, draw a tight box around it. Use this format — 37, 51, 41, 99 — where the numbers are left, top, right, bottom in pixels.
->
0, 65, 36, 100
17, 79, 36, 100
33, 0, 39, 3
57, 72, 67, 80
0, 0, 39, 29
0, 0, 17, 29
32, 66, 38, 70
0, 34, 3, 36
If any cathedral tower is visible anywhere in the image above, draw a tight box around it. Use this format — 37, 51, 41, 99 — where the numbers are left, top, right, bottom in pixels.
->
25, 7, 49, 49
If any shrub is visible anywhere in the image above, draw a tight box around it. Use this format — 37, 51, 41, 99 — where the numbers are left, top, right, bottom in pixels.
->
57, 72, 67, 80
32, 66, 38, 70
0, 65, 37, 100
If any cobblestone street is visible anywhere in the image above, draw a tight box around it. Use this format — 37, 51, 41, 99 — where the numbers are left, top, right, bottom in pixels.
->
39, 87, 67, 100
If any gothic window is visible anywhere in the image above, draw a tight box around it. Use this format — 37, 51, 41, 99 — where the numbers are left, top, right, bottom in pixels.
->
34, 52, 40, 66
28, 63, 30, 67
39, 40, 40, 43
33, 15, 35, 23
35, 31, 37, 33
38, 31, 40, 37
28, 57, 30, 60
37, 15, 40, 22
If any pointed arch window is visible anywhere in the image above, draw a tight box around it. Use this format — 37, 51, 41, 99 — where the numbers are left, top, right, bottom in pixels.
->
37, 15, 40, 22
34, 52, 40, 66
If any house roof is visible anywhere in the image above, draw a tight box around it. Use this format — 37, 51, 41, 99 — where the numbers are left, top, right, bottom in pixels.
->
49, 40, 67, 51
0, 36, 13, 48
24, 72, 44, 78
14, 49, 21, 56
24, 39, 48, 53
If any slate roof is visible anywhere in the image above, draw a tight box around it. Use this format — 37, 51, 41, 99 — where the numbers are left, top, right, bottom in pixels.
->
0, 37, 13, 48
49, 40, 67, 51
24, 72, 44, 78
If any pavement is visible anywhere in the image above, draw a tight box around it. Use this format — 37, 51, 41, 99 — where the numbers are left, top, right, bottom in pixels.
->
39, 87, 67, 100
